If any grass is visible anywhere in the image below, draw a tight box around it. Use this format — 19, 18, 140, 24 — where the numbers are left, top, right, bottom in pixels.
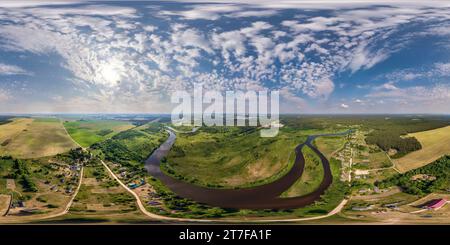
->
281, 145, 324, 197
70, 163, 137, 215
315, 135, 347, 159
63, 120, 135, 147
368, 152, 392, 169
0, 155, 80, 218
0, 118, 33, 146
394, 125, 450, 173
280, 157, 349, 218
164, 127, 308, 188
0, 118, 77, 159
0, 194, 10, 215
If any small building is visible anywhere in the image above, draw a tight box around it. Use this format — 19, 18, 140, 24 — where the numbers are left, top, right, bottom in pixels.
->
423, 198, 447, 210
352, 205, 374, 211
128, 183, 139, 189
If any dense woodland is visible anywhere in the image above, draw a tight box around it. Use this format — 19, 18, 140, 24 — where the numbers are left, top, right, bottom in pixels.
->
365, 131, 421, 158
377, 156, 450, 195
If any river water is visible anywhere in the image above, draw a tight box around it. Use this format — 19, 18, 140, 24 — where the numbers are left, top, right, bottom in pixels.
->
145, 129, 351, 209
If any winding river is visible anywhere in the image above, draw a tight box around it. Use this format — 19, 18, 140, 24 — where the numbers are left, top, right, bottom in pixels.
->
145, 129, 351, 209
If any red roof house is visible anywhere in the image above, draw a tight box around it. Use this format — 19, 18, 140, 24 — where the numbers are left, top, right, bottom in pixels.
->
424, 198, 447, 210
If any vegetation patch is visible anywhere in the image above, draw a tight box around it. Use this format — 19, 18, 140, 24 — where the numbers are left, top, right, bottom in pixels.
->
70, 159, 136, 214
0, 118, 77, 159
315, 135, 346, 159
91, 126, 167, 168
281, 145, 324, 197
163, 126, 306, 188
377, 155, 450, 195
0, 149, 86, 217
64, 120, 135, 147
394, 126, 450, 172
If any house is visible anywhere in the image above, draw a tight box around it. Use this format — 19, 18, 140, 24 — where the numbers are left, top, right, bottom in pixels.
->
423, 198, 447, 210
129, 183, 138, 189
352, 205, 374, 211
148, 201, 161, 206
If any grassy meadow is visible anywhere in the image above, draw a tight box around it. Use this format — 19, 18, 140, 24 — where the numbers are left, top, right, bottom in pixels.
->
281, 145, 324, 197
315, 135, 347, 159
63, 120, 135, 147
394, 126, 450, 172
164, 126, 309, 188
70, 161, 137, 215
0, 118, 78, 159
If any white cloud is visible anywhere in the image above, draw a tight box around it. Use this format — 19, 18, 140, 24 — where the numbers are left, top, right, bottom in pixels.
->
340, 103, 349, 109
0, 63, 31, 75
434, 63, 450, 75
366, 83, 450, 111
160, 4, 242, 20
0, 1, 78, 8
279, 87, 307, 112
227, 9, 278, 18
1, 1, 450, 113
377, 82, 399, 91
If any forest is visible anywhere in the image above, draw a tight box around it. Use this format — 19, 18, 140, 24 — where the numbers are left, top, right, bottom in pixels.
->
376, 155, 450, 195
365, 130, 421, 158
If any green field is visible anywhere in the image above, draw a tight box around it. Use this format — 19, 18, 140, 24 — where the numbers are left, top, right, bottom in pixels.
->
70, 161, 137, 215
91, 124, 168, 168
315, 135, 347, 159
0, 118, 33, 145
0, 118, 78, 159
63, 120, 135, 147
394, 126, 450, 172
281, 145, 324, 197
0, 151, 86, 218
164, 127, 309, 188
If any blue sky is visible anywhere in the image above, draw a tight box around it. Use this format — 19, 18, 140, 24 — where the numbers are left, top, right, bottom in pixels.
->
0, 0, 449, 114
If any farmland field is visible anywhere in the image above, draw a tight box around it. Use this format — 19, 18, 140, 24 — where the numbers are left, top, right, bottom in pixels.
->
0, 118, 78, 159
394, 126, 450, 172
63, 120, 135, 147
0, 118, 33, 145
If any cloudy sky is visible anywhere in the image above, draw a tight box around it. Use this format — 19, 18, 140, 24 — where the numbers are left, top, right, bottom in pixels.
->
0, 0, 449, 114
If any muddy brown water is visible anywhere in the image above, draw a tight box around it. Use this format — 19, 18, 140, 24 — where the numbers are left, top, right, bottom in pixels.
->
145, 129, 351, 209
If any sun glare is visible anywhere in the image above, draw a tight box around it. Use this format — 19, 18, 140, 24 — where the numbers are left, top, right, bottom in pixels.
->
99, 63, 121, 85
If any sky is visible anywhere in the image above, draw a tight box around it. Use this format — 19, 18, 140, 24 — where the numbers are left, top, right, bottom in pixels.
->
0, 0, 449, 114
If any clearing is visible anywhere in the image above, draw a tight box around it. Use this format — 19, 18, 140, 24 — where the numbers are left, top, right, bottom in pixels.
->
394, 125, 450, 173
